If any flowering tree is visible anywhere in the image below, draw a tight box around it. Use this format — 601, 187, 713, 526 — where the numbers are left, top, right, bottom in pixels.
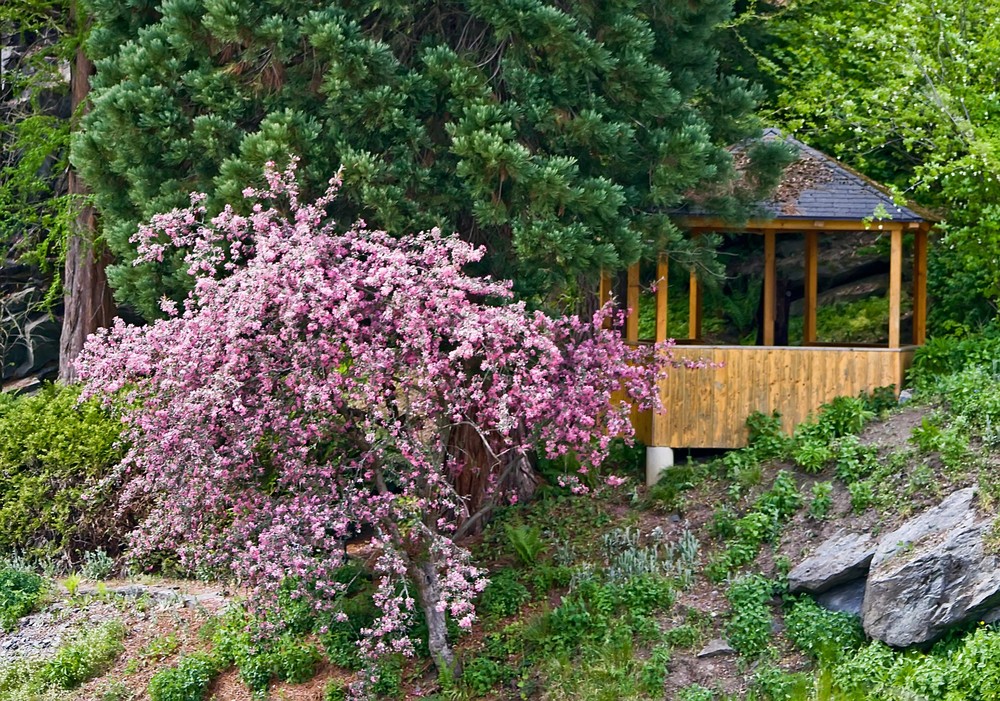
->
77, 162, 674, 680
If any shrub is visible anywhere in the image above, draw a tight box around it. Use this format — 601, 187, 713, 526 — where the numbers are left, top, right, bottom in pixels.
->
81, 549, 115, 580
148, 653, 219, 701
0, 563, 44, 631
41, 621, 126, 689
462, 657, 511, 695
807, 482, 834, 520
638, 643, 672, 695
725, 575, 776, 658
0, 384, 126, 561
746, 411, 791, 460
757, 470, 802, 520
792, 437, 833, 473
751, 664, 813, 700
818, 396, 875, 438
647, 463, 700, 511
848, 481, 875, 513
677, 684, 715, 701
784, 596, 864, 664
833, 436, 878, 484
479, 568, 530, 619
663, 624, 700, 649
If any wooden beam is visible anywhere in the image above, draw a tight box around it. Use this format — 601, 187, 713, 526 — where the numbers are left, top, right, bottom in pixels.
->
688, 268, 701, 340
804, 230, 818, 344
626, 262, 639, 344
763, 229, 776, 346
888, 227, 903, 349
676, 216, 912, 233
912, 228, 928, 345
655, 254, 668, 342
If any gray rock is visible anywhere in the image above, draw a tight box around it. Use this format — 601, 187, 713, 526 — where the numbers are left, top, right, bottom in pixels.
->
697, 638, 735, 658
863, 488, 1000, 647
816, 578, 866, 617
788, 529, 875, 594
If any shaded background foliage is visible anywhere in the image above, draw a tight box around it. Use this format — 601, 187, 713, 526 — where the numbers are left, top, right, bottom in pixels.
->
74, 0, 788, 318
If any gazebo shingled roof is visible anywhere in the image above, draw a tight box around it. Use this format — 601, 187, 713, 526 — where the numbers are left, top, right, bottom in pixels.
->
678, 128, 938, 229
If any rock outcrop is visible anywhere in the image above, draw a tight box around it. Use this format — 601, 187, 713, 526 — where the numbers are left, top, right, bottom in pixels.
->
788, 529, 875, 594
789, 488, 1000, 648
862, 488, 1000, 647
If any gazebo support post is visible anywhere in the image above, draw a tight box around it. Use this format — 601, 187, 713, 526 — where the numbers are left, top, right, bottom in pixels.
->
688, 268, 701, 340
599, 270, 613, 328
913, 226, 928, 345
804, 230, 818, 344
763, 228, 776, 345
626, 262, 640, 344
888, 226, 903, 349
655, 254, 668, 342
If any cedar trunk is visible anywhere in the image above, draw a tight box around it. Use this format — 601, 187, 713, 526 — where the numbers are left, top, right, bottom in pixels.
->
59, 6, 115, 383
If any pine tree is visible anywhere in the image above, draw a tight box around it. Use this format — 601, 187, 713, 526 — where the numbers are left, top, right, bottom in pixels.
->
75, 0, 789, 318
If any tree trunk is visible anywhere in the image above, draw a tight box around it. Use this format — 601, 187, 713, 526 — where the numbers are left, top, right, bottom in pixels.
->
450, 422, 539, 535
59, 3, 116, 383
409, 558, 456, 673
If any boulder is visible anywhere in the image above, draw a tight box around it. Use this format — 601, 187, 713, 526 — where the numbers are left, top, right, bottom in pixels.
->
816, 578, 866, 617
862, 488, 1000, 647
788, 529, 875, 594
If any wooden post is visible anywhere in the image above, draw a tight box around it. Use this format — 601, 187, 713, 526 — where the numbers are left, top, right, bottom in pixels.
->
598, 270, 613, 329
912, 226, 928, 345
804, 230, 818, 344
888, 226, 903, 349
763, 229, 776, 346
688, 268, 701, 340
655, 254, 669, 342
626, 262, 639, 344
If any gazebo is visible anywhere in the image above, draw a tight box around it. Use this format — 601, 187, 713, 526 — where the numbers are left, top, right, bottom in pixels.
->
611, 129, 935, 481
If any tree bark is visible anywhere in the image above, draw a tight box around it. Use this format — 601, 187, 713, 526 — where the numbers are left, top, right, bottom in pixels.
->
59, 3, 115, 383
449, 422, 538, 535
409, 558, 456, 673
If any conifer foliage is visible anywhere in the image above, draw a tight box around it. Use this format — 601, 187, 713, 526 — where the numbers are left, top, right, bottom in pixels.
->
77, 162, 675, 680
75, 0, 787, 317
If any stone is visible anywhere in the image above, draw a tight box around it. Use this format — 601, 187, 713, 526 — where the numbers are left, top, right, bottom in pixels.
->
697, 638, 736, 658
788, 529, 875, 594
862, 488, 1000, 647
815, 578, 866, 617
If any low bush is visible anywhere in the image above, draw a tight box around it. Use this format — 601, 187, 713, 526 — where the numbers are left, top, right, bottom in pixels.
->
0, 384, 126, 561
784, 596, 864, 664
807, 482, 834, 520
41, 621, 126, 689
0, 562, 44, 631
725, 575, 776, 658
0, 621, 124, 699
148, 653, 219, 701
479, 568, 530, 619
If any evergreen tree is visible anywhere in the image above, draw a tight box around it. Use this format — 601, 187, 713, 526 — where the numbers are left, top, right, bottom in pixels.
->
75, 0, 789, 318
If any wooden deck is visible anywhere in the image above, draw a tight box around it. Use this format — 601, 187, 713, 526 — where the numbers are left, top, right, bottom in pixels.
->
635, 344, 915, 449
